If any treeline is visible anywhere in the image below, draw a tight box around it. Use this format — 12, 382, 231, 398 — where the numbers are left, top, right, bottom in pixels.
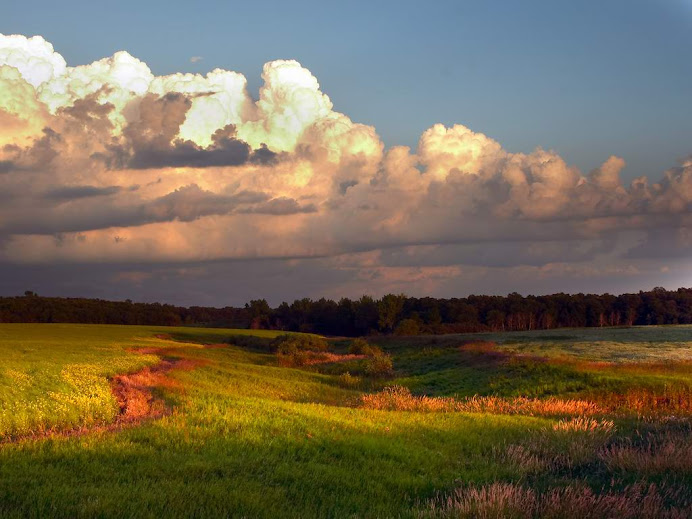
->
0, 292, 248, 328
251, 287, 692, 335
2, 287, 691, 336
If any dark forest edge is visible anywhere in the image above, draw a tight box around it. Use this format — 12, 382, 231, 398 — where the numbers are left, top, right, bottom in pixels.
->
2, 287, 692, 337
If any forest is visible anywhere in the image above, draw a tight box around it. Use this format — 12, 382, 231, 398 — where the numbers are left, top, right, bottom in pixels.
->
1, 287, 691, 336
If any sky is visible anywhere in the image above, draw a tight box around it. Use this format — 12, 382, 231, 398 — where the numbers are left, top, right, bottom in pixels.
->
0, 0, 691, 306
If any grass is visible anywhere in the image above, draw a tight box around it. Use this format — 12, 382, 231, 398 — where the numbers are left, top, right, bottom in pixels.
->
0, 324, 691, 517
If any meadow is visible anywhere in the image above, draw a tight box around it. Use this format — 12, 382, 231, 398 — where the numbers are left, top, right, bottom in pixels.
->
0, 323, 691, 517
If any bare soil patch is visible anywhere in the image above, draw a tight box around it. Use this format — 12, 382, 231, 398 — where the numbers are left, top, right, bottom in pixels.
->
110, 356, 195, 423
4, 348, 203, 444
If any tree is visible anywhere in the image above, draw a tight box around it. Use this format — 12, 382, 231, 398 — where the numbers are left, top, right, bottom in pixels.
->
394, 319, 420, 336
486, 309, 506, 331
353, 296, 379, 335
377, 294, 406, 333
245, 299, 271, 329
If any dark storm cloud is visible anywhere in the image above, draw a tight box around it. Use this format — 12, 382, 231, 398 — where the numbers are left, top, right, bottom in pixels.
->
372, 240, 619, 269
0, 185, 278, 234
4, 127, 61, 171
143, 184, 252, 222
625, 226, 692, 260
0, 160, 14, 173
0, 253, 684, 308
43, 185, 122, 201
239, 197, 318, 215
108, 93, 277, 170
126, 132, 252, 169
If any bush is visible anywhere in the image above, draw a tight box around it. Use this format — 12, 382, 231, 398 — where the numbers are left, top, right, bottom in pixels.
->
277, 350, 312, 367
349, 338, 371, 355
394, 319, 420, 336
364, 353, 394, 378
337, 372, 361, 389
348, 338, 383, 357
271, 334, 328, 354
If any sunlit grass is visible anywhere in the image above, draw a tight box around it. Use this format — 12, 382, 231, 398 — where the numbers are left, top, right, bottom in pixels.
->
0, 324, 283, 439
0, 324, 690, 517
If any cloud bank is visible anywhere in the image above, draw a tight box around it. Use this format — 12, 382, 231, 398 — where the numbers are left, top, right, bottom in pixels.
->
0, 33, 690, 302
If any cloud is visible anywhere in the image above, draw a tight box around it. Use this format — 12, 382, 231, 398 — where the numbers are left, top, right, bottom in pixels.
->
117, 92, 251, 169
0, 34, 66, 88
43, 185, 122, 201
190, 56, 203, 63
0, 160, 14, 173
0, 32, 690, 301
239, 197, 318, 215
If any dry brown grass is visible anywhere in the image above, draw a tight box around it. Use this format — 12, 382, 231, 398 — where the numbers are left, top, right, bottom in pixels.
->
496, 415, 617, 473
360, 385, 602, 416
420, 482, 691, 519
360, 383, 692, 419
552, 416, 615, 433
600, 433, 692, 475
499, 444, 554, 473
592, 386, 692, 416
458, 395, 602, 416
277, 351, 365, 367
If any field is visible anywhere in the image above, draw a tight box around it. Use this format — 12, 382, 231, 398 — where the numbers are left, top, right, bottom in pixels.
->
0, 324, 691, 518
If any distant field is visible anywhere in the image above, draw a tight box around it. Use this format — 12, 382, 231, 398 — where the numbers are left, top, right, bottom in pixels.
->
0, 324, 691, 518
470, 325, 692, 362
379, 325, 692, 362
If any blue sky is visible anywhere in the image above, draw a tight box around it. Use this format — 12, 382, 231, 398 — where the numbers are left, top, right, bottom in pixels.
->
1, 1, 691, 304
4, 0, 691, 181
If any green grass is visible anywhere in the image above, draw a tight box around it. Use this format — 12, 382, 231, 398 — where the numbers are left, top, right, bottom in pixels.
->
456, 325, 692, 362
0, 324, 691, 517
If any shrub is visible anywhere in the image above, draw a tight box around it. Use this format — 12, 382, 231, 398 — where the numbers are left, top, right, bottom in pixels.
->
277, 349, 311, 367
271, 334, 328, 354
348, 338, 383, 357
364, 353, 394, 378
348, 338, 370, 355
394, 319, 420, 336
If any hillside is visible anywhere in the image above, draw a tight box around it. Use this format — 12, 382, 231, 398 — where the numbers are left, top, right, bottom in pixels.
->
0, 324, 691, 517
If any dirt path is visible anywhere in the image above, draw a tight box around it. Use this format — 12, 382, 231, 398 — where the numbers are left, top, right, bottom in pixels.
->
2, 348, 200, 444
110, 354, 195, 424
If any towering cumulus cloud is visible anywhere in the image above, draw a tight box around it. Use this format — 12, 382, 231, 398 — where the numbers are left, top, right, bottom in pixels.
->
0, 33, 690, 298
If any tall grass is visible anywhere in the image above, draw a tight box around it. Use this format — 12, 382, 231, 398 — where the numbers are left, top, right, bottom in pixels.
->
601, 430, 692, 475
421, 483, 691, 519
360, 385, 601, 416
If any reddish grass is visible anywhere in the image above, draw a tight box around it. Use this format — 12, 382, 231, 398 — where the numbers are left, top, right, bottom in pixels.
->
421, 482, 691, 519
301, 352, 366, 366
551, 416, 615, 433
110, 357, 195, 422
277, 351, 366, 367
591, 386, 692, 416
600, 434, 692, 475
360, 386, 602, 416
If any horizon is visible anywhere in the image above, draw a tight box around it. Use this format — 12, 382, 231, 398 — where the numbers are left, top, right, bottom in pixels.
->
5, 285, 691, 310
